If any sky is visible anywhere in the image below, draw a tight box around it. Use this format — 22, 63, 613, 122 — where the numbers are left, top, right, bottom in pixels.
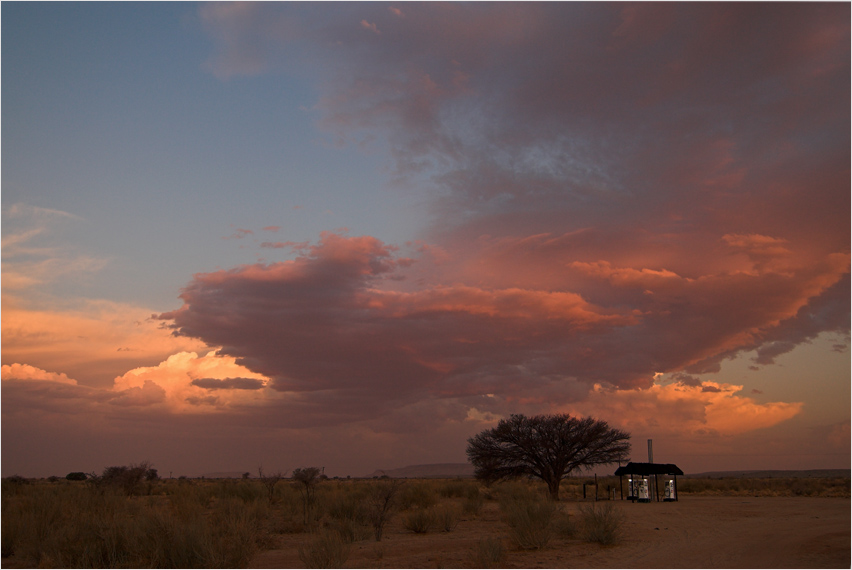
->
2, 2, 849, 479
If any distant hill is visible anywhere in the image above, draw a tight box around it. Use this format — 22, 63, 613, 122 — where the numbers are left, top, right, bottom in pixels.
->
685, 469, 850, 479
366, 463, 474, 479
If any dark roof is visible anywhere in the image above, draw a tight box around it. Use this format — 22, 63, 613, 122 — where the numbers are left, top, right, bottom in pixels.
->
614, 462, 684, 476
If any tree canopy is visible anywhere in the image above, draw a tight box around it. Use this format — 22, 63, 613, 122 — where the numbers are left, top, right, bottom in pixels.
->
466, 413, 631, 500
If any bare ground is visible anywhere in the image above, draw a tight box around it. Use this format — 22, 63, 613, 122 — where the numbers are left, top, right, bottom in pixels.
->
250, 496, 850, 569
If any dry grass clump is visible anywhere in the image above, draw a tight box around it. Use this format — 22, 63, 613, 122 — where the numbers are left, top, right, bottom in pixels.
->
462, 487, 485, 517
434, 504, 461, 532
324, 485, 371, 543
579, 502, 624, 546
499, 493, 559, 550
398, 481, 438, 510
403, 507, 436, 533
297, 530, 351, 569
436, 478, 478, 499
472, 536, 505, 568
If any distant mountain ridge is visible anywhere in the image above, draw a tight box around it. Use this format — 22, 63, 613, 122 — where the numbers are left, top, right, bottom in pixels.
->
366, 463, 474, 479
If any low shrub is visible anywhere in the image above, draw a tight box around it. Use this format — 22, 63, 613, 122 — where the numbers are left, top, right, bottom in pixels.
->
579, 502, 624, 545
366, 480, 403, 541
472, 537, 505, 568
434, 504, 460, 532
462, 488, 485, 517
554, 509, 576, 538
298, 531, 351, 569
399, 482, 437, 510
403, 507, 435, 533
437, 479, 475, 498
499, 495, 558, 550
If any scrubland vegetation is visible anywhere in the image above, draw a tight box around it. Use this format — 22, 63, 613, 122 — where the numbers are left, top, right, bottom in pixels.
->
2, 470, 848, 568
678, 476, 850, 497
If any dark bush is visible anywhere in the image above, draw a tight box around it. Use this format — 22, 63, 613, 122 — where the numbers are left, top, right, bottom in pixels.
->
99, 461, 155, 495
66, 472, 88, 481
4, 475, 29, 485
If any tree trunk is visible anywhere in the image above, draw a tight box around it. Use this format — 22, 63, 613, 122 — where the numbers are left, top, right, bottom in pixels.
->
546, 477, 560, 501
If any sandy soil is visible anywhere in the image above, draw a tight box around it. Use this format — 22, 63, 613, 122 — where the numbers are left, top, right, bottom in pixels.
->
250, 496, 850, 569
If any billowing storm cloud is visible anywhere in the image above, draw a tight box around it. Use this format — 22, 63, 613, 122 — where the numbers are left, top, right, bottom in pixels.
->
3, 3, 848, 477
158, 2, 851, 434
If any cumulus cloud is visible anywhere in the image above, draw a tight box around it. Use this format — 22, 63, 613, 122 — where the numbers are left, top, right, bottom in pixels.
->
114, 351, 271, 411
2, 351, 273, 420
1, 363, 76, 385
1, 296, 207, 387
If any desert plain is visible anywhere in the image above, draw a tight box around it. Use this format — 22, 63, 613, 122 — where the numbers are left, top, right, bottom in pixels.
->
253, 494, 850, 569
3, 474, 849, 569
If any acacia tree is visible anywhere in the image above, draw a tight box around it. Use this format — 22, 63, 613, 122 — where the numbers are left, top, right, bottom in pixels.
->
257, 466, 284, 503
466, 413, 630, 500
292, 467, 324, 524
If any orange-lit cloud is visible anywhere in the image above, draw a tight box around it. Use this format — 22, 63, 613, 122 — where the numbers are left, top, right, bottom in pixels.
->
114, 351, 271, 412
565, 381, 803, 437
1, 296, 207, 386
1, 363, 77, 385
2, 351, 272, 413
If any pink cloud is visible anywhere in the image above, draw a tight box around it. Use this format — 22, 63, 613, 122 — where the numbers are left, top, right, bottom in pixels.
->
223, 228, 254, 239
360, 20, 380, 35
260, 240, 309, 251
160, 231, 846, 426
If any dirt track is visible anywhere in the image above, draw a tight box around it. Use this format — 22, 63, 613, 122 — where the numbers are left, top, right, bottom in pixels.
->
251, 496, 850, 568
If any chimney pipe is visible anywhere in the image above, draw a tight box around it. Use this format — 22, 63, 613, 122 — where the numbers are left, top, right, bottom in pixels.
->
648, 439, 654, 463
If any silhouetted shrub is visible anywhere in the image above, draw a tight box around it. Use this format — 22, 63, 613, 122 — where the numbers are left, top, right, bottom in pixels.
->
98, 461, 155, 495
4, 475, 29, 486
66, 472, 87, 481
292, 467, 323, 523
366, 479, 404, 541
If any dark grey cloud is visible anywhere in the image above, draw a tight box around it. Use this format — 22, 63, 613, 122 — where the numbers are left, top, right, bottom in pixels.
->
191, 377, 265, 391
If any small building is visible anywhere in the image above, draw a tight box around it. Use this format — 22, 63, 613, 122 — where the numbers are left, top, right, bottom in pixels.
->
614, 462, 684, 502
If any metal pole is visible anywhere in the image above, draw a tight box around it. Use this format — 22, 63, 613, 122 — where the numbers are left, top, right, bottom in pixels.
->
675, 473, 680, 501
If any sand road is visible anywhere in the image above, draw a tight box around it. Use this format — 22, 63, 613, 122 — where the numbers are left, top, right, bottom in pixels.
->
251, 496, 850, 568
